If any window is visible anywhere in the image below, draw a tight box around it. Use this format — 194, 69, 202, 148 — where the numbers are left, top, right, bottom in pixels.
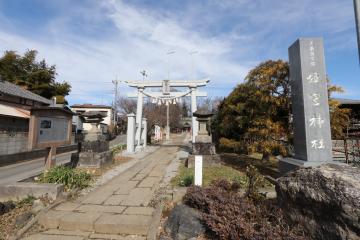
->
40, 120, 52, 129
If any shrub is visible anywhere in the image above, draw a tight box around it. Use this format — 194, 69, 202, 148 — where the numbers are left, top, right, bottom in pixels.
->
18, 195, 36, 207
111, 144, 126, 155
179, 172, 194, 187
183, 180, 306, 240
245, 165, 268, 201
219, 137, 243, 153
37, 166, 92, 190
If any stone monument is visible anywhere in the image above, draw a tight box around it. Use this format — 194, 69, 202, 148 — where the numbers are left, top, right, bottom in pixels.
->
78, 111, 112, 168
279, 38, 333, 174
186, 109, 220, 168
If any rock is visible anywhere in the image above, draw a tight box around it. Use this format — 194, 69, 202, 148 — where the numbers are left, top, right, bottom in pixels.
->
31, 199, 46, 214
0, 201, 16, 215
15, 212, 33, 227
165, 204, 205, 240
276, 164, 360, 240
172, 187, 187, 204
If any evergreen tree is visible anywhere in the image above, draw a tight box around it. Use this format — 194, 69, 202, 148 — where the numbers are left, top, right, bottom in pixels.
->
0, 50, 71, 103
214, 60, 350, 160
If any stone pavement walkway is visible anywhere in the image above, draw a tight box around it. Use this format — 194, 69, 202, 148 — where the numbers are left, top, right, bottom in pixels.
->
23, 134, 188, 240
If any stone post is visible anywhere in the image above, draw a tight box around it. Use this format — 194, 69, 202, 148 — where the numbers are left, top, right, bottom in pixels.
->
45, 146, 56, 169
190, 87, 198, 143
135, 88, 144, 149
142, 118, 147, 147
280, 38, 333, 173
126, 113, 136, 153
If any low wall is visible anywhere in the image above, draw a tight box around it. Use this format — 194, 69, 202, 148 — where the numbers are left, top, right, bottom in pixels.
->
0, 144, 78, 167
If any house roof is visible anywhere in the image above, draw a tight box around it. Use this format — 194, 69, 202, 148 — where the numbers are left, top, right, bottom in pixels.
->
334, 98, 360, 105
70, 104, 112, 109
0, 103, 30, 119
0, 79, 52, 105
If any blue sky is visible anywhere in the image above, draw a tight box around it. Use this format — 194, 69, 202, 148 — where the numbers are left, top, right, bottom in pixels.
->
0, 0, 359, 105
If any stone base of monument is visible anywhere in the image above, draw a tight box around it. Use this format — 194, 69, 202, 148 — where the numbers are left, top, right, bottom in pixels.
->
186, 154, 221, 168
77, 140, 113, 168
192, 142, 216, 155
279, 157, 341, 175
187, 140, 221, 168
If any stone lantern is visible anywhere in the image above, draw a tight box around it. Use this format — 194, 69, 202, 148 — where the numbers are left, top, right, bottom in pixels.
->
82, 111, 107, 141
186, 109, 220, 168
78, 111, 112, 169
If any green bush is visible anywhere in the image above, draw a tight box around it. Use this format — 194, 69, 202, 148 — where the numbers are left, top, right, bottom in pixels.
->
111, 144, 126, 155
37, 166, 92, 190
179, 172, 194, 187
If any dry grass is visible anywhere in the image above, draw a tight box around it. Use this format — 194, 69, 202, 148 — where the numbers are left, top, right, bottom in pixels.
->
171, 165, 247, 187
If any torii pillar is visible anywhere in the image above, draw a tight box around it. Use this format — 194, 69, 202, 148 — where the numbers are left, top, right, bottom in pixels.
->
135, 87, 144, 150
190, 87, 198, 143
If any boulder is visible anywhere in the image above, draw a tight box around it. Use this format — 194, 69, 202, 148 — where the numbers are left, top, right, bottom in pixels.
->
276, 164, 360, 240
165, 204, 205, 240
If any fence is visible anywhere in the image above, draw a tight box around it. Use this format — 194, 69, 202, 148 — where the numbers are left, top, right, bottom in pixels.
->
332, 139, 360, 165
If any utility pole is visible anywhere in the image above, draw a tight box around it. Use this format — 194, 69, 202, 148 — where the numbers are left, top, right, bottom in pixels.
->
355, 0, 360, 63
166, 101, 170, 140
165, 51, 175, 140
166, 51, 175, 80
140, 70, 147, 82
112, 78, 119, 126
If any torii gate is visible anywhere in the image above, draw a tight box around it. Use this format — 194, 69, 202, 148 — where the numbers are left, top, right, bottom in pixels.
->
126, 79, 209, 147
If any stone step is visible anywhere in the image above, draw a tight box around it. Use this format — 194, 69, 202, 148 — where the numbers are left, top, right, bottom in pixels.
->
94, 213, 152, 235
23, 229, 146, 240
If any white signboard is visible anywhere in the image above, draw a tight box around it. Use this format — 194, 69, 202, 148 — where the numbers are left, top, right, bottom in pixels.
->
194, 155, 203, 186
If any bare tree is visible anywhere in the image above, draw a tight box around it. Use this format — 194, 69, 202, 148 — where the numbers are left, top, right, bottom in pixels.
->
197, 96, 223, 112
116, 96, 137, 115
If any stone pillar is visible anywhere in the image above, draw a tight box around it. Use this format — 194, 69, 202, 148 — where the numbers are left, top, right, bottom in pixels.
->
280, 38, 333, 173
135, 88, 144, 149
142, 118, 147, 147
126, 113, 136, 153
190, 87, 198, 143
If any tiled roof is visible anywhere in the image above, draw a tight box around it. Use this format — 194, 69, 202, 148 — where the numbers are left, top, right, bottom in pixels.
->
0, 79, 52, 105
70, 104, 112, 109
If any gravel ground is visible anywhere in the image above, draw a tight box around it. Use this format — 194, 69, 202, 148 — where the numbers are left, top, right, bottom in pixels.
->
0, 203, 32, 239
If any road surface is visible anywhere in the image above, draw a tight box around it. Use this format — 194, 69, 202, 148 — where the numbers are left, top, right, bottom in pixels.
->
0, 151, 76, 185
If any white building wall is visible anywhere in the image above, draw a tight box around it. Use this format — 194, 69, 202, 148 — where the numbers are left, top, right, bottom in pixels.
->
70, 107, 113, 132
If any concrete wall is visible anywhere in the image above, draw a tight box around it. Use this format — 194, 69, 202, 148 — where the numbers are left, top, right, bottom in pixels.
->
0, 132, 28, 155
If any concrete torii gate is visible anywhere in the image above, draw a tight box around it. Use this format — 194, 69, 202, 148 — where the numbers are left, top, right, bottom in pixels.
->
125, 79, 209, 145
